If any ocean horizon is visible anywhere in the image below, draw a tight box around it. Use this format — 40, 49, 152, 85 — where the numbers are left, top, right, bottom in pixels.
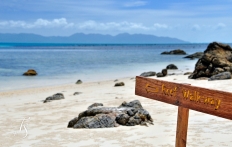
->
1, 43, 230, 91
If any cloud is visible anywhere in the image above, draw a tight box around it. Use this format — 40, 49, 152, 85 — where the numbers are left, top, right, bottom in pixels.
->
77, 20, 149, 31
30, 18, 74, 28
215, 23, 226, 30
0, 18, 171, 33
0, 18, 74, 28
191, 23, 226, 31
192, 24, 201, 31
153, 23, 168, 29
123, 0, 147, 7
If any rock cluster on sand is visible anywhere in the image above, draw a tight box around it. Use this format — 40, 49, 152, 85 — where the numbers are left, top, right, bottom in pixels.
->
23, 69, 37, 76
140, 71, 156, 77
43, 93, 65, 103
161, 49, 186, 55
189, 42, 232, 79
184, 52, 204, 59
67, 100, 153, 128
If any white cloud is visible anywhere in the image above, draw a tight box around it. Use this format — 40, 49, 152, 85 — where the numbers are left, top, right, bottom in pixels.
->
192, 24, 201, 31
77, 20, 149, 31
191, 23, 226, 31
0, 19, 169, 32
0, 18, 74, 28
215, 23, 226, 30
9, 21, 27, 28
30, 18, 74, 28
153, 23, 168, 29
0, 18, 172, 33
123, 1, 147, 7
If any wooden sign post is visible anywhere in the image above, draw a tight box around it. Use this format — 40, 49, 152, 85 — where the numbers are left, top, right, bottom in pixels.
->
135, 76, 232, 147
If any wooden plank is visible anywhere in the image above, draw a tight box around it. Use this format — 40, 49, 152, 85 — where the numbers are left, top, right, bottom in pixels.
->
135, 76, 232, 120
175, 106, 189, 147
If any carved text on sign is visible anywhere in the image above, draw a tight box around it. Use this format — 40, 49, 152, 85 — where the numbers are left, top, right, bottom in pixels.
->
162, 84, 177, 97
145, 83, 159, 93
182, 89, 221, 110
145, 83, 221, 110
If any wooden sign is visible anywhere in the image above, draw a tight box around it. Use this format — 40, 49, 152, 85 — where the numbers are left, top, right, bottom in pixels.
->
135, 76, 232, 147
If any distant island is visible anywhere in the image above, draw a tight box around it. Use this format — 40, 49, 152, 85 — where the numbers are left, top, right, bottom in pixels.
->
0, 33, 188, 44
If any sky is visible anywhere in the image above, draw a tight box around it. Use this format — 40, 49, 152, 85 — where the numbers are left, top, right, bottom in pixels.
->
0, 0, 232, 43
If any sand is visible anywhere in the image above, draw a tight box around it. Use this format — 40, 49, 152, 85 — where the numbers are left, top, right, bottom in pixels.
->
1, 74, 232, 147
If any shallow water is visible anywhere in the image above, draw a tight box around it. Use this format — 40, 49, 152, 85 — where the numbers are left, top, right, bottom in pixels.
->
0, 43, 216, 91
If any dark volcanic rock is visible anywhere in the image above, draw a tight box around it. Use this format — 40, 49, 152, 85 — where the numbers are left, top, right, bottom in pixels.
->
189, 42, 232, 79
73, 92, 82, 95
161, 49, 186, 55
67, 100, 153, 129
88, 103, 104, 109
23, 69, 37, 76
76, 80, 82, 84
184, 52, 204, 59
118, 100, 143, 109
184, 72, 192, 75
162, 69, 167, 76
116, 114, 130, 125
114, 82, 125, 87
140, 71, 156, 77
72, 114, 116, 128
156, 72, 164, 77
195, 77, 209, 80
166, 64, 178, 69
208, 72, 231, 81
44, 93, 64, 103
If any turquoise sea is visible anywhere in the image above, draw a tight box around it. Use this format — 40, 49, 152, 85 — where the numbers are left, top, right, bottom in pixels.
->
0, 43, 227, 91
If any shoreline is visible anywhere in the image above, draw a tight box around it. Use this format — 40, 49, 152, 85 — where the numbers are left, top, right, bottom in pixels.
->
0, 67, 190, 96
0, 76, 134, 98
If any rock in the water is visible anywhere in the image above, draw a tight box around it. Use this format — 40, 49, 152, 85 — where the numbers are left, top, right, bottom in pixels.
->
44, 93, 64, 103
161, 49, 186, 55
67, 100, 153, 129
140, 71, 156, 77
208, 72, 231, 81
189, 42, 232, 79
88, 103, 104, 109
184, 52, 204, 59
23, 69, 37, 76
166, 64, 178, 69
114, 82, 125, 87
162, 69, 167, 76
76, 80, 82, 84
156, 72, 164, 77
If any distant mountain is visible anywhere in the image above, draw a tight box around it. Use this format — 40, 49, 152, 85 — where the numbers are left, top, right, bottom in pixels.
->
0, 33, 188, 44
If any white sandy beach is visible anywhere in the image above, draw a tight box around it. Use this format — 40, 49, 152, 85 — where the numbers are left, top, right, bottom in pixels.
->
1, 74, 232, 147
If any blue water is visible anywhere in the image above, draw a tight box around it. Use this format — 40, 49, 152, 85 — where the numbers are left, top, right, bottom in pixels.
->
0, 43, 220, 91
